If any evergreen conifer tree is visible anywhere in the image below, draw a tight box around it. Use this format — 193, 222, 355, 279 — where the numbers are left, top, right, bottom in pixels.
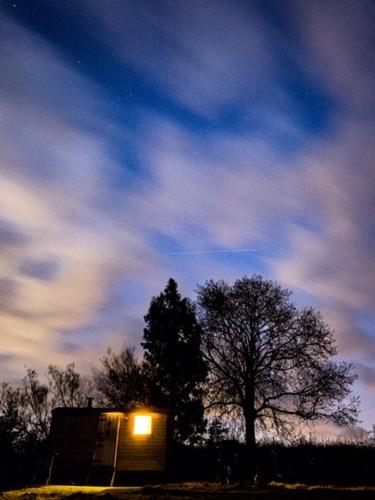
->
142, 278, 207, 443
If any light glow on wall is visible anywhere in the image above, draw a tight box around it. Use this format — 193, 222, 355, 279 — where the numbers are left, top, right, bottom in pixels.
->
133, 415, 152, 435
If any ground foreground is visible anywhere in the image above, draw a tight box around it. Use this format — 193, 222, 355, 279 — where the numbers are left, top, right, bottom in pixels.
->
2, 483, 375, 500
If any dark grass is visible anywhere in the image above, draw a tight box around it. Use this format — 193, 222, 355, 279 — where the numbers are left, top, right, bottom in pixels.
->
3, 483, 375, 500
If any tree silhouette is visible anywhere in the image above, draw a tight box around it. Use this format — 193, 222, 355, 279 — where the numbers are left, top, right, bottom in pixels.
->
0, 384, 24, 471
22, 369, 51, 442
48, 363, 94, 408
197, 276, 359, 461
142, 278, 207, 443
93, 346, 148, 408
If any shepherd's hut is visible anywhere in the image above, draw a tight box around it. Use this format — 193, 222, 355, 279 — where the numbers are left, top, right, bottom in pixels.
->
48, 405, 169, 485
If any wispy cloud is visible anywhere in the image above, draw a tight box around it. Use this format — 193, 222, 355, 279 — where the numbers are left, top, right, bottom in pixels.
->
0, 14, 156, 378
82, 0, 277, 118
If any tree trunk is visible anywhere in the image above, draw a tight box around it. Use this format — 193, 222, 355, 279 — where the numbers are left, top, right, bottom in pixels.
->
245, 413, 256, 450
244, 410, 257, 481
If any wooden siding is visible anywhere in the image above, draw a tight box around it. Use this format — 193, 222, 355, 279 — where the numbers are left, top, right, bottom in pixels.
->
49, 412, 98, 461
49, 411, 100, 483
117, 411, 168, 471
92, 413, 119, 467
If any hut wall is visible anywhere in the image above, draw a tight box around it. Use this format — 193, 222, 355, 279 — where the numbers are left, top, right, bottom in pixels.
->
117, 411, 168, 471
49, 412, 99, 483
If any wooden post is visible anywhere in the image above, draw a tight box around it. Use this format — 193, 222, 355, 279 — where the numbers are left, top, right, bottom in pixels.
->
110, 414, 121, 487
46, 453, 57, 485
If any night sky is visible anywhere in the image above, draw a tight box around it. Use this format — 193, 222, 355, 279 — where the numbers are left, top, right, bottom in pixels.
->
0, 0, 374, 436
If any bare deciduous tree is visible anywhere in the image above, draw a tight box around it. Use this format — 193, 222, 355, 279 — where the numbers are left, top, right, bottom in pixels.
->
93, 346, 147, 408
21, 368, 51, 442
197, 275, 359, 457
48, 363, 94, 408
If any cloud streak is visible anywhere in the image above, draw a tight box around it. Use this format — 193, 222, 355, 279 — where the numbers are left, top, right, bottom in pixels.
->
0, 14, 157, 379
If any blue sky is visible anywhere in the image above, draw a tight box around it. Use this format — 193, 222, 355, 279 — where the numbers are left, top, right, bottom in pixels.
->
0, 0, 375, 436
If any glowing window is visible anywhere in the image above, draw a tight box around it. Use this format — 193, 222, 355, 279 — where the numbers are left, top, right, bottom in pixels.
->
133, 415, 152, 435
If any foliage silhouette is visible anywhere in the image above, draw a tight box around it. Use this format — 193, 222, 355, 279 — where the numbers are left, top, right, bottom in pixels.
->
142, 278, 207, 443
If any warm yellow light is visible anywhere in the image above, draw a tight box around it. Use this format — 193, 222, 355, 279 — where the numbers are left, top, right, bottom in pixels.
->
133, 415, 152, 435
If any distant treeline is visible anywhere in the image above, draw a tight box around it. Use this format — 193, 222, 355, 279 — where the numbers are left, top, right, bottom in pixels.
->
172, 441, 375, 485
2, 434, 375, 487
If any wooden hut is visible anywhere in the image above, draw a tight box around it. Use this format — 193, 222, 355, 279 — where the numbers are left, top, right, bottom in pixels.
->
48, 406, 169, 485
